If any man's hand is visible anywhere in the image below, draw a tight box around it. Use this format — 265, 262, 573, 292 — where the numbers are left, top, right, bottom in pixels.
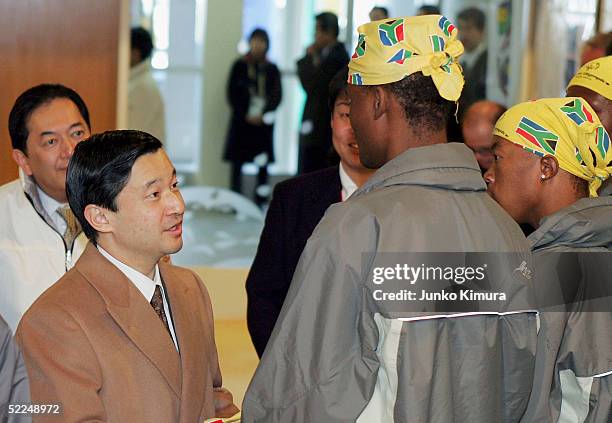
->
246, 115, 263, 126
306, 43, 317, 56
213, 387, 240, 418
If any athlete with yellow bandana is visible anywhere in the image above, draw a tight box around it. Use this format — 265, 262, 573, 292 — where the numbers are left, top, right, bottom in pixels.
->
485, 98, 612, 422
485, 97, 612, 226
567, 56, 612, 135
243, 15, 538, 423
567, 55, 612, 195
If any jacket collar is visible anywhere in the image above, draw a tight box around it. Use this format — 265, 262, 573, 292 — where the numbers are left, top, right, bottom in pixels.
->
20, 170, 59, 231
74, 243, 182, 397
130, 59, 152, 81
354, 143, 485, 198
528, 196, 612, 250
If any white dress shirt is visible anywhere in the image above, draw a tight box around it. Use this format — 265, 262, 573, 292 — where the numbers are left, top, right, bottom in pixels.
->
97, 246, 179, 350
339, 162, 359, 201
37, 186, 67, 235
460, 42, 487, 73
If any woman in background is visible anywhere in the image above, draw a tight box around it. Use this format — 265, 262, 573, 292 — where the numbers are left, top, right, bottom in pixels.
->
224, 28, 282, 205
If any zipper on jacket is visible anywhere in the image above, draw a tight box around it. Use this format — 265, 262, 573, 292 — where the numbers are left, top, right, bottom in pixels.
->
65, 248, 72, 271
24, 192, 75, 272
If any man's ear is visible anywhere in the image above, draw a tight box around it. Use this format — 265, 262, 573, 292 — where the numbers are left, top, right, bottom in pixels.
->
84, 205, 113, 235
372, 86, 388, 120
12, 149, 33, 176
540, 155, 559, 181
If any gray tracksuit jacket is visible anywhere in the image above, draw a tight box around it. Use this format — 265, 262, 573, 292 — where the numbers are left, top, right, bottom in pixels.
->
522, 197, 612, 423
242, 143, 538, 422
0, 316, 30, 423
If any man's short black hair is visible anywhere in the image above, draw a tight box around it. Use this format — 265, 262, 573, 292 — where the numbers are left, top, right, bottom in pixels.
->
417, 5, 441, 15
131, 27, 154, 61
249, 28, 270, 53
383, 72, 454, 136
8, 84, 91, 153
66, 130, 163, 241
457, 7, 486, 32
316, 12, 340, 38
371, 6, 389, 18
328, 66, 349, 111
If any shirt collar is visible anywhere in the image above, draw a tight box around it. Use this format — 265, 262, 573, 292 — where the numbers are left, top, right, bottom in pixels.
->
37, 184, 65, 218
130, 59, 152, 81
97, 245, 161, 302
461, 42, 487, 71
339, 162, 358, 201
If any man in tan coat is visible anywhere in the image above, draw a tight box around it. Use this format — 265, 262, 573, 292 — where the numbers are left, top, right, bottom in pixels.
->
16, 130, 238, 422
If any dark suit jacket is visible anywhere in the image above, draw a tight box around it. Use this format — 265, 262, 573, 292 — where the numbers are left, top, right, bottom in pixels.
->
16, 243, 222, 423
459, 49, 488, 119
246, 166, 342, 357
297, 43, 349, 173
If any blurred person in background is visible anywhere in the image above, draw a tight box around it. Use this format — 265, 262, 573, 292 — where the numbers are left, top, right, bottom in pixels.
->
457, 7, 488, 115
567, 55, 612, 195
297, 12, 349, 174
580, 31, 612, 66
246, 67, 375, 358
0, 84, 90, 331
369, 6, 389, 21
416, 5, 441, 15
462, 100, 507, 172
223, 28, 282, 205
129, 27, 166, 142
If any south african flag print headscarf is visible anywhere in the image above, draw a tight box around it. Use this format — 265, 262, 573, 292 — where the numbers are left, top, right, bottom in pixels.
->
493, 97, 612, 197
347, 15, 465, 102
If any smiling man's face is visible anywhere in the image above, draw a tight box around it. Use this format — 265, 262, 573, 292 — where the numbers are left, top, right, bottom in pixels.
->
15, 98, 90, 202
331, 93, 365, 172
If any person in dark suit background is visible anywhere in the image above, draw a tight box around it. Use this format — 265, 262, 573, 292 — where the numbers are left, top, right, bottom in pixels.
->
246, 67, 374, 357
297, 12, 349, 174
224, 28, 282, 202
457, 7, 488, 117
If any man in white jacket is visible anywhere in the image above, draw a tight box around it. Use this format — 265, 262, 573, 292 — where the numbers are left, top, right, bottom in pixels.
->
129, 27, 166, 142
0, 84, 91, 331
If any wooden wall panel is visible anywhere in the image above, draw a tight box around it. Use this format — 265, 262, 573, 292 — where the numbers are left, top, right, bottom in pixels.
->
0, 0, 123, 185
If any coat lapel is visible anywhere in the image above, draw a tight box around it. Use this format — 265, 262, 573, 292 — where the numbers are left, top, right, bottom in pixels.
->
76, 243, 182, 397
310, 166, 342, 209
160, 264, 208, 408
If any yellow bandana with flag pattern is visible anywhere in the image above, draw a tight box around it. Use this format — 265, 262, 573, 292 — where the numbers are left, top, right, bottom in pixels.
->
493, 97, 612, 197
567, 56, 612, 101
347, 15, 465, 101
